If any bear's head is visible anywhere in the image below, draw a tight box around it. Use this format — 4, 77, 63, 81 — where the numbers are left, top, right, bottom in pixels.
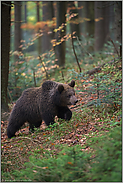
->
56, 80, 78, 106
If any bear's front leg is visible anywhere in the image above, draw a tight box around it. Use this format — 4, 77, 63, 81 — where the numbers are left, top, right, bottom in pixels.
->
57, 106, 72, 121
29, 120, 42, 133
42, 112, 55, 126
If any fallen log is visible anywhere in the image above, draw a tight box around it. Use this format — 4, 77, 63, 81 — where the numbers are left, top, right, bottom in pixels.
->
83, 57, 121, 76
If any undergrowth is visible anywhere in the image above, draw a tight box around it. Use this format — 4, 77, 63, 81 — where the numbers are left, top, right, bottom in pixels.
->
2, 122, 122, 182
2, 38, 122, 182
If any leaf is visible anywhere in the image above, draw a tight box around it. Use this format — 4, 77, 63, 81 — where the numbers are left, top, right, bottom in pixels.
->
20, 147, 23, 151
95, 17, 103, 22
67, 162, 73, 165
33, 170, 37, 173
42, 166, 48, 169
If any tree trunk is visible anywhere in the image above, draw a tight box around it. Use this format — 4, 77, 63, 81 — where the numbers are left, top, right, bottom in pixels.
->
14, 1, 22, 96
94, 1, 105, 51
78, 1, 85, 35
42, 1, 54, 53
85, 1, 94, 37
55, 2, 67, 67
1, 1, 11, 111
14, 1, 22, 60
68, 1, 80, 40
114, 2, 122, 52
36, 2, 41, 54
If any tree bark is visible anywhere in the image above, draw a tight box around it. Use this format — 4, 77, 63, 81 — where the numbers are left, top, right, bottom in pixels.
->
14, 1, 22, 60
85, 1, 94, 37
94, 1, 110, 51
94, 1, 105, 51
42, 1, 54, 53
36, 2, 41, 54
55, 1, 67, 67
114, 2, 122, 52
1, 1, 11, 111
68, 1, 80, 40
78, 1, 85, 35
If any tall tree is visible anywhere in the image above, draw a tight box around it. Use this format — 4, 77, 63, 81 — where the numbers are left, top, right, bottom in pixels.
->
42, 1, 54, 53
14, 1, 22, 60
68, 1, 80, 39
114, 1, 122, 52
14, 1, 22, 96
85, 1, 94, 37
36, 1, 41, 54
94, 1, 110, 51
55, 1, 67, 67
1, 1, 11, 111
78, 1, 85, 35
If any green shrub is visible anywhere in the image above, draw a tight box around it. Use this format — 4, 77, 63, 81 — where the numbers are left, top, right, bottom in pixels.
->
6, 125, 121, 182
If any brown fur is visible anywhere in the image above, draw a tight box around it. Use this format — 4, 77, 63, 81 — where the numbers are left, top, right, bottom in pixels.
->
7, 80, 78, 138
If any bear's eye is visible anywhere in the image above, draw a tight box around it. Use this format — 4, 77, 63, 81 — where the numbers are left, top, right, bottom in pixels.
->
67, 95, 71, 98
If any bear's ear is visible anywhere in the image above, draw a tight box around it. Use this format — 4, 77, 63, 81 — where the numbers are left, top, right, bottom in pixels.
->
68, 80, 75, 87
58, 84, 64, 93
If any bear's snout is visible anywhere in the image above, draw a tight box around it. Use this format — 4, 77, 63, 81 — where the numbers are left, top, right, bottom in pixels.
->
74, 99, 78, 104
70, 96, 78, 105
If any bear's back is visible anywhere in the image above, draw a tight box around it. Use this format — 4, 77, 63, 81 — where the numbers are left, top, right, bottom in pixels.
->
42, 80, 58, 91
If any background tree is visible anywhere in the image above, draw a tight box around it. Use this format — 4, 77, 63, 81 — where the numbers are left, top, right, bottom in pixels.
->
78, 1, 85, 35
42, 1, 54, 53
84, 1, 94, 37
68, 1, 80, 40
94, 1, 110, 51
114, 1, 122, 53
1, 1, 11, 111
24, 1, 27, 41
36, 1, 41, 54
55, 1, 67, 67
14, 1, 22, 96
14, 1, 22, 60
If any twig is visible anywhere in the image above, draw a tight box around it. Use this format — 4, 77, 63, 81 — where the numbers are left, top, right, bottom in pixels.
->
2, 2, 13, 7
32, 68, 36, 87
110, 38, 120, 58
71, 34, 82, 73
61, 68, 65, 81
38, 55, 49, 79
7, 87, 13, 104
2, 136, 42, 144
76, 36, 94, 59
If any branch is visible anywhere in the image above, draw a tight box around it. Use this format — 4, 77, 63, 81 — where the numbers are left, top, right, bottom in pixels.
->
2, 136, 42, 144
76, 36, 94, 59
2, 2, 13, 7
84, 57, 120, 76
110, 38, 120, 58
71, 34, 82, 73
38, 55, 49, 79
7, 87, 13, 104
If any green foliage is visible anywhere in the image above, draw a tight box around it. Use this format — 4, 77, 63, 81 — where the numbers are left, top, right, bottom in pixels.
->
70, 58, 121, 112
2, 125, 121, 182
88, 125, 122, 182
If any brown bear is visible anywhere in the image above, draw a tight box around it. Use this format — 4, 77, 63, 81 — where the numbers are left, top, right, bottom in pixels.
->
7, 80, 78, 138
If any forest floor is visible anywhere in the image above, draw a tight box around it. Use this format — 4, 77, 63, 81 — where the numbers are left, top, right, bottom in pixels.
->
1, 56, 122, 182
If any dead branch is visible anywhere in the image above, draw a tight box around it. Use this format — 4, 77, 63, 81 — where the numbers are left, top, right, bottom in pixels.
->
3, 136, 42, 144
84, 57, 120, 76
7, 87, 13, 104
71, 34, 82, 73
76, 36, 94, 60
110, 38, 120, 58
